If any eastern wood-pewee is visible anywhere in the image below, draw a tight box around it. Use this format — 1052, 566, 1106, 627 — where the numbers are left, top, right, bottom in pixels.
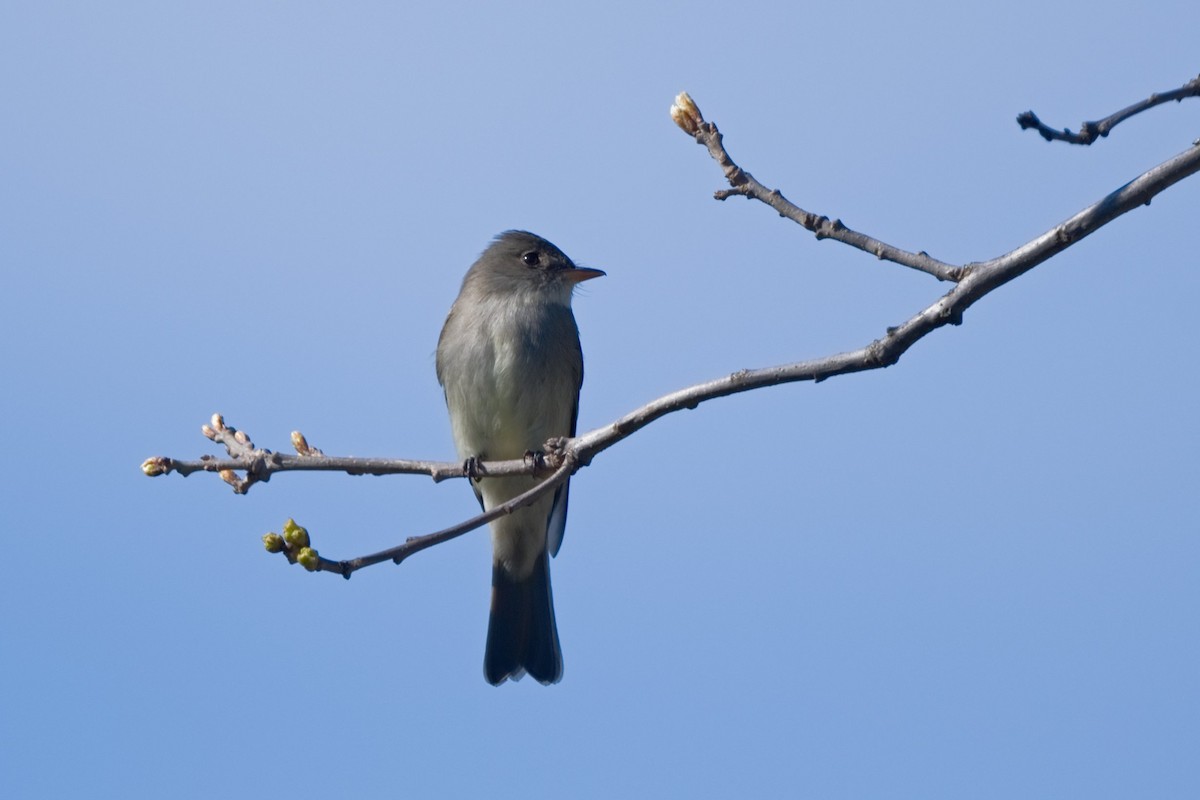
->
436, 230, 603, 685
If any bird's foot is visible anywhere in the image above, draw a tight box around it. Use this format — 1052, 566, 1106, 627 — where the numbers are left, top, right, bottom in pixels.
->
522, 449, 546, 473
462, 455, 483, 481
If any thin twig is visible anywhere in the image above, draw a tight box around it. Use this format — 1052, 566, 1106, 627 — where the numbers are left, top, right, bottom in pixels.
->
307, 456, 575, 579
669, 93, 963, 283
141, 413, 547, 491
144, 452, 537, 484
1017, 74, 1200, 145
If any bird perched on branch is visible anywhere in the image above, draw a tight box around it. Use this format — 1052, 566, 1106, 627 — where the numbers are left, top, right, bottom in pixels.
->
436, 230, 603, 685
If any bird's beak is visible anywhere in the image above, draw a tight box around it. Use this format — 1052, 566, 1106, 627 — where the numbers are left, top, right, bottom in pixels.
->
564, 266, 606, 284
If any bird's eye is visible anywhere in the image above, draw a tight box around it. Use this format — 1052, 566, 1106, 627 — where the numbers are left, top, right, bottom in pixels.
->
522, 251, 540, 266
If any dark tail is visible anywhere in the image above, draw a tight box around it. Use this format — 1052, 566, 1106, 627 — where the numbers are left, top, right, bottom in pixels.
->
484, 550, 563, 685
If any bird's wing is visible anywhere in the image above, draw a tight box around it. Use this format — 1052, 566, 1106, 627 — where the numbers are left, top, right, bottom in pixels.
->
546, 325, 583, 558
545, 395, 576, 558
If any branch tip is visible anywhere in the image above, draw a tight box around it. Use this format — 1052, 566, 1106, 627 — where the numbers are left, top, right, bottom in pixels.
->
670, 91, 704, 136
141, 456, 170, 477
1018, 74, 1200, 146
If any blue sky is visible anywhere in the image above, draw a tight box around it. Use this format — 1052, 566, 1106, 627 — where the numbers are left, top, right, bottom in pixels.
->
2, 2, 1198, 798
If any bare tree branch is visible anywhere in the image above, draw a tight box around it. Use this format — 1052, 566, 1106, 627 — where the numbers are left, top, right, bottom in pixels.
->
144, 86, 1200, 576
282, 455, 575, 579
669, 91, 963, 283
140, 414, 543, 491
572, 127, 1200, 464
144, 415, 574, 579
1017, 73, 1200, 145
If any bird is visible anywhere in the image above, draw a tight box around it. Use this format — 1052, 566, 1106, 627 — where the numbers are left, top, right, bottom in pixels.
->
436, 230, 603, 685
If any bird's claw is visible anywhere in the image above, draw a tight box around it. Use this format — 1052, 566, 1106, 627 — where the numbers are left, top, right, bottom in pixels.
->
523, 450, 546, 472
463, 456, 483, 481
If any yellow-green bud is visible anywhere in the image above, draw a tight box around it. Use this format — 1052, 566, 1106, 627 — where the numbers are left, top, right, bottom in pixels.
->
282, 519, 310, 549
263, 533, 285, 553
141, 457, 169, 477
296, 547, 320, 571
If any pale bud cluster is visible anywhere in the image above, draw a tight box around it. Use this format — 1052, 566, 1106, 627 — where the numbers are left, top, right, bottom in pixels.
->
670, 91, 704, 135
291, 430, 323, 457
202, 414, 225, 440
